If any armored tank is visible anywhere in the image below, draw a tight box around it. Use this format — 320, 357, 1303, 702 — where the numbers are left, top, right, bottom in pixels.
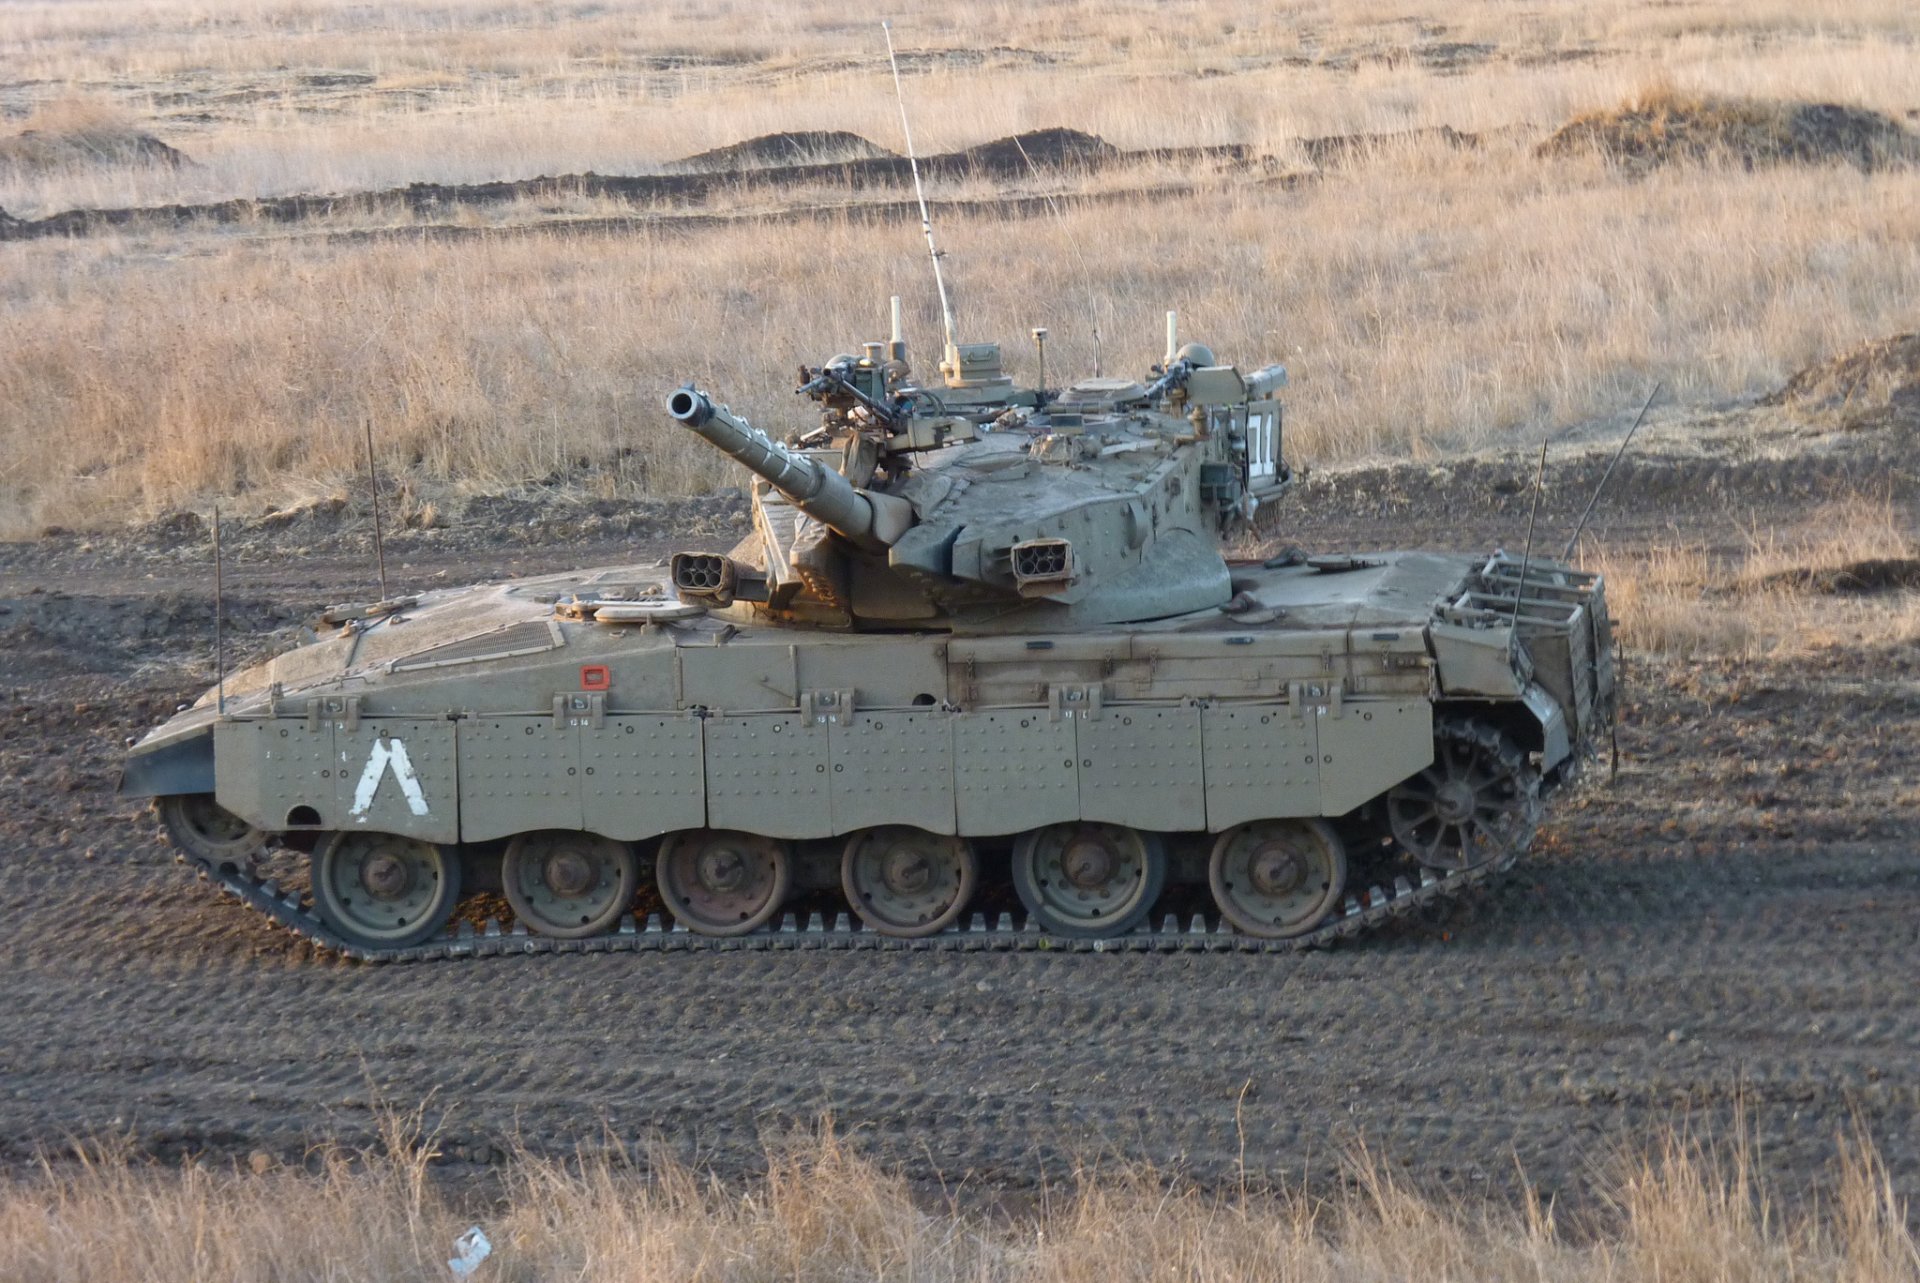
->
122, 307, 1615, 960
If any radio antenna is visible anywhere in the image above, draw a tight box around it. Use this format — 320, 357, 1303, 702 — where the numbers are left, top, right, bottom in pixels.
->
1509, 438, 1550, 645
363, 417, 390, 602
211, 503, 226, 716
1013, 134, 1103, 376
882, 22, 958, 374
1561, 382, 1660, 561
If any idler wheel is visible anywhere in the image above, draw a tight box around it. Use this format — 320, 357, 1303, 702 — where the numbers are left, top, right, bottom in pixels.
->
1385, 719, 1542, 871
156, 792, 266, 871
311, 832, 462, 950
656, 830, 791, 936
502, 831, 639, 938
841, 827, 977, 938
1208, 818, 1346, 938
1011, 822, 1165, 938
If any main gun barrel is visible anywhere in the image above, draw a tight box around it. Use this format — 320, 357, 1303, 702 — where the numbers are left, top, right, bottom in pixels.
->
666, 387, 911, 550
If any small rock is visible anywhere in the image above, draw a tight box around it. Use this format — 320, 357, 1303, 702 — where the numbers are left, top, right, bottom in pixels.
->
249, 1150, 274, 1175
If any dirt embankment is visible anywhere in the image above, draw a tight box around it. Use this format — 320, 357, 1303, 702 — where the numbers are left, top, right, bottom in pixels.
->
0, 121, 1510, 246
0, 98, 194, 174
1537, 90, 1920, 172
668, 130, 898, 171
1764, 332, 1920, 432
1279, 336, 1920, 559
0, 128, 1254, 242
8, 88, 1915, 244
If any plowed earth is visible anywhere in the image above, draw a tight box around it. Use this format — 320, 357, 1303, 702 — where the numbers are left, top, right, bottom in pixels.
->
1, 404, 1917, 1213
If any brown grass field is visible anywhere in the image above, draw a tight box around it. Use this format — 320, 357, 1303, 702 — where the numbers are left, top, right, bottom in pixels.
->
2, 0, 1919, 540
4, 0, 1920, 1268
4, 1121, 1918, 1283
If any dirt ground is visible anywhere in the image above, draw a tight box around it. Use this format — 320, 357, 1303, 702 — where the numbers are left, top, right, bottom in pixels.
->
1, 400, 1916, 1215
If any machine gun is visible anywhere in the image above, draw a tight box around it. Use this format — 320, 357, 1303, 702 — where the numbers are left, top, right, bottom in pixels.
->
795, 355, 905, 428
1143, 355, 1200, 403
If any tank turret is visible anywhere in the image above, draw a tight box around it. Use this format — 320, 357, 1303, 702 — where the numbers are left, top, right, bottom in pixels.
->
668, 309, 1293, 631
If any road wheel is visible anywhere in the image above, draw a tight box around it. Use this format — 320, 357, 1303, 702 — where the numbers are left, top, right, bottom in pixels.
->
157, 793, 265, 871
502, 831, 638, 938
311, 832, 462, 950
656, 830, 790, 936
841, 827, 977, 938
1209, 818, 1346, 938
1011, 822, 1165, 938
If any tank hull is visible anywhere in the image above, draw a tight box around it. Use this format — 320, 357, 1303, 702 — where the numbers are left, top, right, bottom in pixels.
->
127, 549, 1612, 957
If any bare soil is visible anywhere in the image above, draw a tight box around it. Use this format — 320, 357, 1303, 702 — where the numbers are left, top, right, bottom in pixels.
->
1, 398, 1917, 1215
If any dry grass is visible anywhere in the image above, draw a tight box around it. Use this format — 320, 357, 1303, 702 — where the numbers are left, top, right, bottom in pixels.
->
5, 4, 1920, 211
1587, 499, 1920, 658
7, 146, 1920, 534
1, 1119, 1915, 1283
2, 0, 1919, 534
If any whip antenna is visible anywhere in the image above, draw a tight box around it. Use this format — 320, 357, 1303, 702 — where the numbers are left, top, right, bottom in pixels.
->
363, 417, 390, 602
1561, 382, 1660, 561
1509, 438, 1551, 646
211, 504, 226, 716
1013, 135, 1102, 376
883, 22, 957, 372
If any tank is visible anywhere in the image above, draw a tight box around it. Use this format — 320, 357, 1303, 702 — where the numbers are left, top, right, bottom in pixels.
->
121, 307, 1616, 960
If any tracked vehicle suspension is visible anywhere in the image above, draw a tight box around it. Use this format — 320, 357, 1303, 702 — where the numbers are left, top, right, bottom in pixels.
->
177, 842, 1518, 963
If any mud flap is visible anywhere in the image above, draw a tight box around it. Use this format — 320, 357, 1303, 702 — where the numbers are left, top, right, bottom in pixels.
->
1523, 684, 1572, 771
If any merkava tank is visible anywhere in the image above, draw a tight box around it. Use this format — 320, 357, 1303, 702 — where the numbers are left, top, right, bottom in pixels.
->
122, 305, 1615, 961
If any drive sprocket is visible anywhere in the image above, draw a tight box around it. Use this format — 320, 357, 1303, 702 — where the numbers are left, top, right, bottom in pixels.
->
1385, 718, 1541, 872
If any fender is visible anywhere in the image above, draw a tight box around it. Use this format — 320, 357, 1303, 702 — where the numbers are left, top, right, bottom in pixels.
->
118, 727, 215, 798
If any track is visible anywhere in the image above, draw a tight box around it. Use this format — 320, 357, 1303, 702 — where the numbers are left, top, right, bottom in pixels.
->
187, 846, 1515, 961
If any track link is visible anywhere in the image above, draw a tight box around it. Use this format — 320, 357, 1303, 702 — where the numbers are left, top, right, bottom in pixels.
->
182, 850, 1516, 963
